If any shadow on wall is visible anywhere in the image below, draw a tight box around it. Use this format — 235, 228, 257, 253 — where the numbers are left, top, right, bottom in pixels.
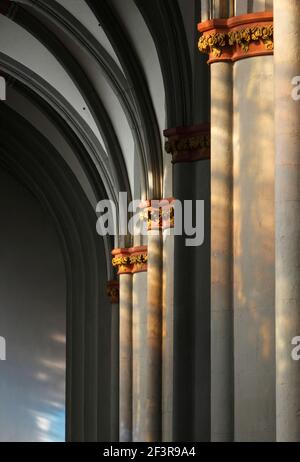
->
0, 168, 66, 442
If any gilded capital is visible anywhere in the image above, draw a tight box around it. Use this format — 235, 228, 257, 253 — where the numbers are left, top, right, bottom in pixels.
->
198, 12, 273, 63
112, 247, 148, 274
164, 124, 210, 164
140, 199, 175, 231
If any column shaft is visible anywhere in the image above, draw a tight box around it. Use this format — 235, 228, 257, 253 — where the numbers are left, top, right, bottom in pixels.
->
145, 232, 163, 441
211, 61, 234, 442
233, 55, 275, 442
132, 271, 148, 441
111, 303, 119, 442
162, 228, 174, 442
165, 124, 211, 441
274, 0, 300, 442
119, 273, 133, 442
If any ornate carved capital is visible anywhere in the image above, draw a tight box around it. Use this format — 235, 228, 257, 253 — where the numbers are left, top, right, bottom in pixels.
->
112, 246, 148, 275
198, 12, 273, 63
112, 248, 131, 275
129, 247, 148, 274
140, 198, 175, 231
107, 280, 119, 304
164, 124, 210, 164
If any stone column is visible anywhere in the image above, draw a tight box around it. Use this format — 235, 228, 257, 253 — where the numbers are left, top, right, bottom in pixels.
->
145, 228, 163, 442
274, 0, 300, 442
164, 126, 211, 442
199, 11, 234, 442
140, 200, 175, 442
199, 14, 234, 444
107, 280, 120, 442
162, 225, 174, 442
112, 250, 133, 442
119, 272, 132, 442
233, 52, 275, 442
131, 246, 148, 442
210, 60, 234, 442
213, 0, 232, 18
199, 10, 275, 441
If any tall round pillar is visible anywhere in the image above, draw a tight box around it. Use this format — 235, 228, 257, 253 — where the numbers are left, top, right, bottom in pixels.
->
107, 280, 120, 442
162, 225, 174, 442
112, 250, 133, 442
198, 12, 235, 435
199, 9, 275, 441
164, 126, 211, 442
140, 200, 175, 442
145, 229, 163, 442
131, 246, 148, 442
274, 0, 300, 442
119, 273, 132, 442
210, 61, 234, 442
